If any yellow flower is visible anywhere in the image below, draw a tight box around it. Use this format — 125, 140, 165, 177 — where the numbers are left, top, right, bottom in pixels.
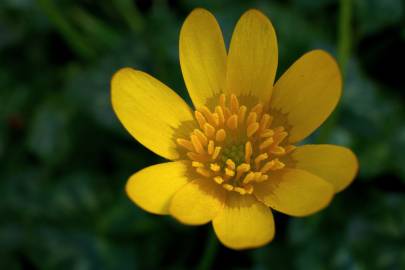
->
111, 8, 358, 250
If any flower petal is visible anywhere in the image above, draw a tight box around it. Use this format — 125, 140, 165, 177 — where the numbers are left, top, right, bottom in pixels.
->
180, 8, 227, 109
169, 179, 226, 225
126, 161, 189, 215
290, 144, 358, 192
270, 50, 342, 143
254, 168, 334, 217
225, 9, 278, 103
111, 68, 195, 160
213, 193, 275, 250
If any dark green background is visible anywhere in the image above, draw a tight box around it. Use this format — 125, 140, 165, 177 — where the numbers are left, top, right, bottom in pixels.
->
1, 0, 405, 269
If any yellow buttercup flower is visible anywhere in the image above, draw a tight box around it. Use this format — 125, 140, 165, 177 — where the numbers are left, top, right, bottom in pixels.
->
111, 8, 358, 250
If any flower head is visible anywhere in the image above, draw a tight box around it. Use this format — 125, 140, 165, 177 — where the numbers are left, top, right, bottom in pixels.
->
111, 8, 358, 250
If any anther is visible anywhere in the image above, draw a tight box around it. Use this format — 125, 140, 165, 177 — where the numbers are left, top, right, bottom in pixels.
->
223, 184, 234, 191
259, 137, 274, 150
215, 129, 226, 142
212, 146, 221, 160
204, 123, 216, 138
247, 122, 259, 137
226, 114, 238, 130
192, 161, 204, 168
234, 187, 246, 195
254, 153, 268, 168
273, 131, 288, 145
219, 94, 226, 108
272, 159, 285, 170
242, 171, 255, 184
260, 160, 275, 174
194, 129, 208, 146
196, 167, 211, 177
194, 111, 206, 128
238, 105, 247, 125
215, 106, 225, 126
236, 163, 250, 180
214, 176, 224, 184
225, 168, 235, 177
207, 140, 215, 155
210, 163, 221, 172
247, 112, 257, 126
199, 106, 217, 126
245, 141, 252, 163
251, 103, 263, 117
191, 134, 205, 154
230, 94, 239, 113
226, 159, 236, 170
176, 138, 194, 151
259, 114, 272, 131
260, 129, 274, 138
270, 146, 286, 155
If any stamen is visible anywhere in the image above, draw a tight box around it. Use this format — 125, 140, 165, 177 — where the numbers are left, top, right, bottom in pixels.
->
225, 168, 235, 177
194, 129, 208, 146
238, 106, 247, 125
180, 94, 295, 195
272, 159, 285, 170
212, 146, 221, 160
260, 160, 275, 174
192, 161, 204, 168
234, 187, 246, 195
212, 113, 220, 127
259, 137, 274, 150
204, 123, 216, 138
191, 134, 205, 154
270, 146, 286, 155
226, 114, 238, 130
259, 114, 272, 131
219, 94, 226, 108
247, 122, 259, 137
196, 167, 211, 177
215, 106, 225, 126
223, 183, 234, 191
246, 112, 257, 126
230, 94, 239, 113
251, 103, 263, 117
236, 163, 250, 180
210, 163, 221, 172
200, 106, 217, 126
215, 129, 226, 142
207, 140, 215, 155
194, 111, 206, 128
176, 138, 194, 151
242, 171, 255, 184
226, 159, 236, 170
273, 131, 288, 145
261, 129, 274, 138
244, 141, 252, 163
214, 176, 224, 184
254, 153, 268, 168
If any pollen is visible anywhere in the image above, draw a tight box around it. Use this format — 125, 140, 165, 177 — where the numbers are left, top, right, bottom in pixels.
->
176, 94, 296, 195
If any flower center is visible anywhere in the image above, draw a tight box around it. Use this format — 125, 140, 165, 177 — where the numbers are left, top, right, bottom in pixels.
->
176, 94, 295, 195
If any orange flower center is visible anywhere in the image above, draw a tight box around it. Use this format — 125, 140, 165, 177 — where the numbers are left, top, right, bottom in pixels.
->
177, 94, 296, 195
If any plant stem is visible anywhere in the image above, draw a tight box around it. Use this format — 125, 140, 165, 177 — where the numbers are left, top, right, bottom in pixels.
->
317, 0, 352, 143
197, 229, 219, 270
337, 0, 352, 76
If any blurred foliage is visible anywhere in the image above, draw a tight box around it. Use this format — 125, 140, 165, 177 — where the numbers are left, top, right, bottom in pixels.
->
1, 0, 405, 269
